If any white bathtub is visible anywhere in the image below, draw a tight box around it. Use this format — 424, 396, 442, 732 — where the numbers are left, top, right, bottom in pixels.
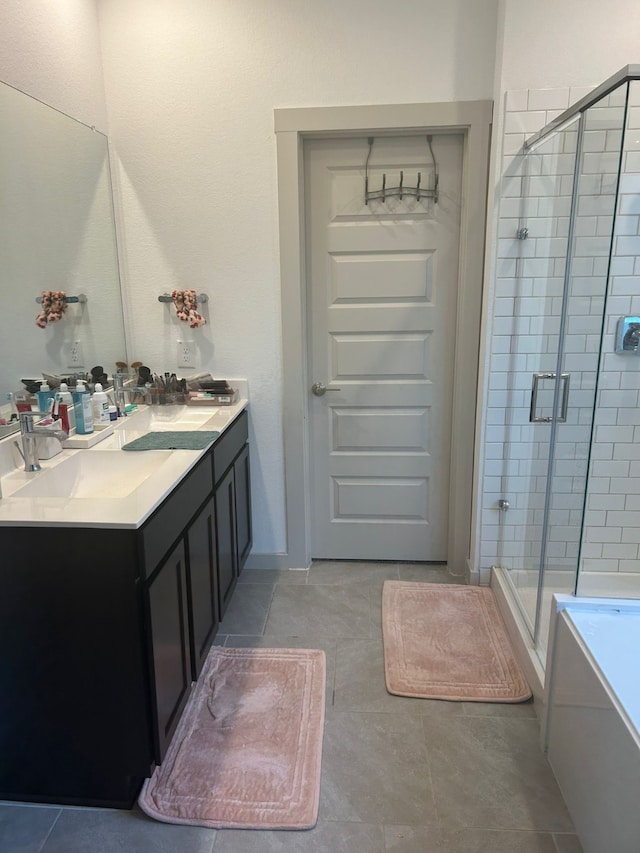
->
545, 599, 640, 853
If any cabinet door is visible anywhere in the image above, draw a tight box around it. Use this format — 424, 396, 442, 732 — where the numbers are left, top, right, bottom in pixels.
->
146, 540, 191, 762
215, 466, 237, 620
234, 444, 252, 573
186, 498, 219, 680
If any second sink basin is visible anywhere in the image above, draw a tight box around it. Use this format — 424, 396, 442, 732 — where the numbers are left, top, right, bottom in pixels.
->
119, 406, 218, 432
11, 450, 172, 500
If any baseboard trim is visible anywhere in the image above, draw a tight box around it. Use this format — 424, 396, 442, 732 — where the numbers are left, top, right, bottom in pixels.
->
244, 552, 310, 571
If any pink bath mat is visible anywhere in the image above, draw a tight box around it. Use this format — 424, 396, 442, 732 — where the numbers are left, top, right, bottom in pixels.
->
382, 581, 531, 702
139, 646, 326, 829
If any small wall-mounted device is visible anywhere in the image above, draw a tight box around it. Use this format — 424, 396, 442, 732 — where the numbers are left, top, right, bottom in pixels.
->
615, 316, 640, 353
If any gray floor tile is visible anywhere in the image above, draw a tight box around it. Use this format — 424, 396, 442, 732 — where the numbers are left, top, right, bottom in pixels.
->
370, 583, 384, 638
422, 714, 574, 832
40, 807, 215, 853
461, 699, 538, 718
218, 583, 274, 635
213, 634, 227, 646
265, 585, 373, 638
213, 821, 384, 852
309, 560, 399, 585
396, 564, 461, 584
238, 569, 308, 585
384, 825, 558, 852
553, 834, 584, 853
334, 638, 422, 715
320, 711, 437, 825
0, 803, 61, 853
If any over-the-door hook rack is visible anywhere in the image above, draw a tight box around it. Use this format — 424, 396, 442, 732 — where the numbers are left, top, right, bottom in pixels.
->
35, 293, 87, 304
158, 292, 209, 303
364, 135, 439, 205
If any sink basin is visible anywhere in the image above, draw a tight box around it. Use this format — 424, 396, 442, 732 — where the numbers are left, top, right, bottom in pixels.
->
11, 450, 171, 499
118, 405, 218, 432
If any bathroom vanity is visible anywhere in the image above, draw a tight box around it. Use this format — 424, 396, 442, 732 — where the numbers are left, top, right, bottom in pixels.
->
0, 403, 251, 807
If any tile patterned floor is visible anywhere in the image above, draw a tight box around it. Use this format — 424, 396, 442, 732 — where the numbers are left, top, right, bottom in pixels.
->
0, 562, 583, 853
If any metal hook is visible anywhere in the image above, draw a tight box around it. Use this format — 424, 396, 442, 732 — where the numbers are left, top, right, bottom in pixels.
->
381, 173, 386, 203
364, 137, 374, 206
399, 171, 404, 200
416, 172, 422, 202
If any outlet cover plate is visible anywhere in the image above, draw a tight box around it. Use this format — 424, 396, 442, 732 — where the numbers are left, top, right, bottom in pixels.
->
177, 340, 195, 369
66, 339, 84, 368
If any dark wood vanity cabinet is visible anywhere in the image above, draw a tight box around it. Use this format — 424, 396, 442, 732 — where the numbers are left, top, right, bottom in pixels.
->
185, 497, 219, 680
146, 539, 192, 764
0, 409, 251, 808
216, 465, 238, 618
213, 409, 251, 619
235, 443, 252, 569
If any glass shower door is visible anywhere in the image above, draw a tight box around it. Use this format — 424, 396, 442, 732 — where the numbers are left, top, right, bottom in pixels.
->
496, 115, 580, 639
539, 87, 628, 636
498, 87, 628, 659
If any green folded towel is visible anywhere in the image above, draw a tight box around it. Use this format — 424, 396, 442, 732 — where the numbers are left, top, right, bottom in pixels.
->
121, 430, 220, 451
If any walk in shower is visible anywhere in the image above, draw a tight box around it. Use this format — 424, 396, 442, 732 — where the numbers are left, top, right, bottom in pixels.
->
489, 65, 640, 667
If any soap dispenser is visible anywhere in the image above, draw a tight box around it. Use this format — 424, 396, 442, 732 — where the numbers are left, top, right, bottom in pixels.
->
36, 382, 54, 413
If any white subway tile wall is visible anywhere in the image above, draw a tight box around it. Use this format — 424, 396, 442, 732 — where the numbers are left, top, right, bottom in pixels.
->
481, 82, 640, 598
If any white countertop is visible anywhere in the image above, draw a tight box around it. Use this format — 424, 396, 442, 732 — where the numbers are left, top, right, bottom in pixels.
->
0, 398, 248, 529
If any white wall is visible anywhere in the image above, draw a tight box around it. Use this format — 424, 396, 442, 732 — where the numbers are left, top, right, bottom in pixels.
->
96, 0, 499, 558
0, 0, 107, 130
500, 0, 640, 92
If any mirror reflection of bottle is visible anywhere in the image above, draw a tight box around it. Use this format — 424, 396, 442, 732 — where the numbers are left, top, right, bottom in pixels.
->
37, 382, 55, 413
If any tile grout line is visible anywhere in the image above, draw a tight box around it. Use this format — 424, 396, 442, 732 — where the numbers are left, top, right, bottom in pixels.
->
35, 808, 63, 853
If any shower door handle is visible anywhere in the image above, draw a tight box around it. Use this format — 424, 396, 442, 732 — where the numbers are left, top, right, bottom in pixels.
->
530, 372, 570, 423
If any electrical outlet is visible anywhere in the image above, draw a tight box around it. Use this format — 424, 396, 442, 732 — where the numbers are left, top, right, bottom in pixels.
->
177, 340, 195, 369
66, 340, 84, 368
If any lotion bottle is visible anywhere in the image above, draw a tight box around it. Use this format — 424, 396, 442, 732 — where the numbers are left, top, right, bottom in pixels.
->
92, 383, 110, 426
73, 380, 94, 434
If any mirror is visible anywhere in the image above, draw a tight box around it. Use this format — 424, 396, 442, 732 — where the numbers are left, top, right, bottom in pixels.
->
0, 81, 127, 437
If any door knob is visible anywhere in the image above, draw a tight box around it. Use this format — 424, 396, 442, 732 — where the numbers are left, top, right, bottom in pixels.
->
311, 381, 341, 396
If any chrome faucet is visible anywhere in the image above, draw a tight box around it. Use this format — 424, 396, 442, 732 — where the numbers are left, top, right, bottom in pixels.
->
113, 373, 127, 416
19, 411, 67, 473
112, 374, 151, 413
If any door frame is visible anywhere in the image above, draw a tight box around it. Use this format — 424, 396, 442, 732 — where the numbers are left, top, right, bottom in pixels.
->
275, 101, 492, 576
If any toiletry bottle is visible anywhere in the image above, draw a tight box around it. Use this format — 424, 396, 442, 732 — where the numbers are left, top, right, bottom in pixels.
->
4, 393, 18, 423
92, 383, 110, 426
57, 383, 76, 431
72, 380, 94, 435
13, 391, 33, 414
37, 382, 54, 413
54, 395, 70, 435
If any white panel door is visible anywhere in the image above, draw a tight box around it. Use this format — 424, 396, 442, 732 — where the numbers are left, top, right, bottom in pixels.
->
305, 134, 463, 561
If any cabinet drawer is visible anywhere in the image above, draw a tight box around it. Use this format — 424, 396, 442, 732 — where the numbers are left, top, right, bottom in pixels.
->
213, 410, 248, 485
142, 454, 213, 577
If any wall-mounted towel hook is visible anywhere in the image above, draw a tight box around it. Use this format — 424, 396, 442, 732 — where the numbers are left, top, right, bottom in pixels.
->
158, 292, 208, 303
35, 293, 87, 304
